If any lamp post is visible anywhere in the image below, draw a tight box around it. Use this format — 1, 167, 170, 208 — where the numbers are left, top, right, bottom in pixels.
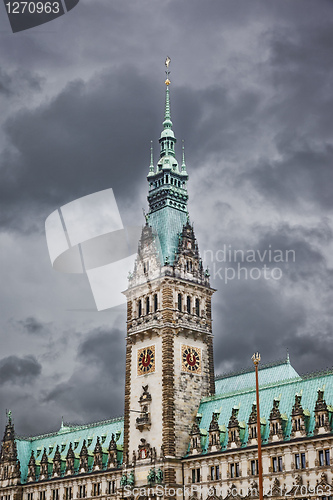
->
252, 352, 264, 500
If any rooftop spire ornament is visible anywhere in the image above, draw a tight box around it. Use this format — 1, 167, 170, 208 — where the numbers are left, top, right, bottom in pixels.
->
252, 352, 264, 500
149, 140, 154, 174
182, 140, 187, 173
165, 56, 171, 86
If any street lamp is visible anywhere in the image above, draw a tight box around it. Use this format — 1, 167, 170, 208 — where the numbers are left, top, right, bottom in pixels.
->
252, 352, 264, 500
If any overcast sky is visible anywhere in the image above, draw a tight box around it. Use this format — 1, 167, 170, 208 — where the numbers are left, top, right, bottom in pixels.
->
1, 0, 333, 437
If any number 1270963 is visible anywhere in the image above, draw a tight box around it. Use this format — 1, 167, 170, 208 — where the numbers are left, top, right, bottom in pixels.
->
5, 2, 60, 14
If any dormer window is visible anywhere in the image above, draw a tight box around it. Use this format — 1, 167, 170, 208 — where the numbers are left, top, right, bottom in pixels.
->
317, 414, 326, 427
250, 426, 257, 439
294, 418, 301, 431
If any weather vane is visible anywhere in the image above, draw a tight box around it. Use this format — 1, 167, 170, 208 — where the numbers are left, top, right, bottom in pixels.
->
165, 56, 171, 85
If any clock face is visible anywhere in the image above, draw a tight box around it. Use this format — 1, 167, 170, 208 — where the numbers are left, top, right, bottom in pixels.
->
137, 346, 155, 376
181, 345, 201, 374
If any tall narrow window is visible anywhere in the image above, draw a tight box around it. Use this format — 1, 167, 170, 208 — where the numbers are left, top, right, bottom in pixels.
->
295, 453, 300, 470
52, 491, 59, 500
325, 449, 330, 465
187, 296, 191, 314
154, 294, 158, 312
195, 298, 200, 316
251, 459, 258, 475
178, 293, 182, 312
146, 297, 150, 315
138, 300, 142, 317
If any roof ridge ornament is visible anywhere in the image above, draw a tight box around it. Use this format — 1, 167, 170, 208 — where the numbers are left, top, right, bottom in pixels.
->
149, 140, 154, 174
182, 140, 187, 173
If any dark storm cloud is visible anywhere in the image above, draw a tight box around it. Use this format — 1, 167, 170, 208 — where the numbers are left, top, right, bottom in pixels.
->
212, 279, 305, 373
0, 67, 161, 232
78, 327, 125, 375
42, 327, 125, 424
19, 316, 48, 335
0, 355, 41, 385
241, 18, 333, 211
1, 0, 333, 437
0, 68, 43, 97
245, 144, 333, 210
0, 64, 261, 233
210, 218, 333, 376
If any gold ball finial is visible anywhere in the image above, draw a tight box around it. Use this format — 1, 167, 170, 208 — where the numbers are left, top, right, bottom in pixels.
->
252, 352, 261, 366
165, 78, 171, 86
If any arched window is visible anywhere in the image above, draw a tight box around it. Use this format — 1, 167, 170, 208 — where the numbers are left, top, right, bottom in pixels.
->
187, 296, 191, 314
146, 297, 150, 315
178, 293, 182, 312
195, 298, 200, 316
138, 300, 142, 317
154, 294, 158, 312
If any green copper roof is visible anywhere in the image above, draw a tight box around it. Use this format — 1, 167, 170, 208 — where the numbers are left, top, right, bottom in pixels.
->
190, 362, 333, 455
149, 206, 188, 264
16, 417, 123, 483
215, 358, 300, 394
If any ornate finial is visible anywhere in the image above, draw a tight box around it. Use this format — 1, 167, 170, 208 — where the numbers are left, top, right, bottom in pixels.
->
252, 352, 261, 366
7, 409, 12, 423
182, 140, 187, 172
165, 56, 171, 85
286, 348, 290, 364
149, 141, 154, 173
143, 208, 149, 225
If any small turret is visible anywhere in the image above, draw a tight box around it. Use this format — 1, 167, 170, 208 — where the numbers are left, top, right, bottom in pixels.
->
0, 411, 21, 486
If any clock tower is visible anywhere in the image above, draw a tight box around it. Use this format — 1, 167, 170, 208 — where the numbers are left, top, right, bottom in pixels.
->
123, 61, 215, 488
